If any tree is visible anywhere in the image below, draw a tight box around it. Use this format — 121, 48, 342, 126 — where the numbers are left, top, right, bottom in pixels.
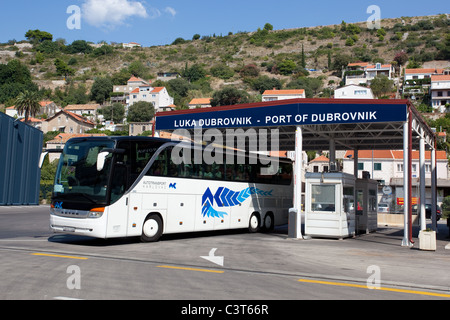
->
128, 61, 149, 78
54, 59, 74, 78
250, 76, 282, 94
172, 37, 186, 45
210, 64, 235, 80
239, 64, 259, 78
332, 53, 352, 73
65, 40, 93, 54
437, 33, 450, 60
211, 87, 250, 107
183, 64, 206, 82
370, 75, 394, 98
15, 90, 41, 122
301, 44, 306, 68
278, 59, 297, 76
127, 101, 154, 122
0, 60, 38, 104
25, 29, 53, 44
263, 23, 273, 31
90, 77, 113, 104
394, 51, 408, 66
99, 103, 125, 123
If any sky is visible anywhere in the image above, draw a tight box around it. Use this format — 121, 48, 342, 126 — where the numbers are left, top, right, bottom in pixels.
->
0, 0, 448, 47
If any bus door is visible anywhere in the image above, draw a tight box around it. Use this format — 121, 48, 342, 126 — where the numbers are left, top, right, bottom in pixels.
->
126, 141, 162, 236
107, 141, 131, 237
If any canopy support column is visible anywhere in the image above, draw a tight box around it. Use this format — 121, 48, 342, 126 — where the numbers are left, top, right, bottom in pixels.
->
289, 126, 303, 239
431, 146, 437, 231
402, 120, 413, 247
419, 137, 426, 231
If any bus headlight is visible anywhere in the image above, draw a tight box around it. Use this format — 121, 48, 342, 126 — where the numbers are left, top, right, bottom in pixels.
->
88, 207, 105, 218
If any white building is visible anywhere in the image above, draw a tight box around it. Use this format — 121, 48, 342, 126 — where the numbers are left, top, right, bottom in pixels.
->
430, 75, 450, 112
262, 89, 305, 102
342, 149, 449, 207
122, 42, 141, 49
404, 68, 444, 81
345, 62, 394, 86
334, 85, 374, 99
188, 98, 212, 109
127, 86, 175, 112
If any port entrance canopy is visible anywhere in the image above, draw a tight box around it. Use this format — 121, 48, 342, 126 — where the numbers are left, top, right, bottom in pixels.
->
154, 98, 434, 152
154, 98, 437, 246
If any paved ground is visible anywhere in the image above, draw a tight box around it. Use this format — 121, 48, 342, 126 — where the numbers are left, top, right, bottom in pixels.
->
0, 205, 449, 302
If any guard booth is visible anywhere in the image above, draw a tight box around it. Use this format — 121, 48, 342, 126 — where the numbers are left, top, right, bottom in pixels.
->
304, 172, 356, 239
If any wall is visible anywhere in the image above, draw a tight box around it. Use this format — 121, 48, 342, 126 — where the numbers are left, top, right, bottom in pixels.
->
0, 113, 43, 205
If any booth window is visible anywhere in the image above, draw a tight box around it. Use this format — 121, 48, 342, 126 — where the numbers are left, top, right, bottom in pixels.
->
311, 184, 335, 212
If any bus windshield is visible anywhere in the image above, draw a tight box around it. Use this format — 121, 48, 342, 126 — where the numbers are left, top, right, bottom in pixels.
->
53, 139, 115, 207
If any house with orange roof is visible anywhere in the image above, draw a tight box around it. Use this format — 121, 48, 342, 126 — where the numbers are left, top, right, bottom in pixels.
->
342, 149, 449, 208
404, 68, 444, 81
112, 76, 151, 104
64, 104, 101, 120
127, 85, 174, 112
188, 98, 212, 109
430, 74, 450, 112
262, 89, 305, 102
41, 110, 96, 134
5, 101, 61, 119
345, 62, 395, 86
365, 63, 395, 81
308, 155, 331, 173
403, 69, 446, 101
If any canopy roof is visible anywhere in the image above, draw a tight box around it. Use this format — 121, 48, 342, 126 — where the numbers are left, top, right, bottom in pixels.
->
155, 98, 436, 152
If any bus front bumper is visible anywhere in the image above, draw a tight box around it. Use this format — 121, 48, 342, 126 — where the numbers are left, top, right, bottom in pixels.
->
50, 214, 107, 239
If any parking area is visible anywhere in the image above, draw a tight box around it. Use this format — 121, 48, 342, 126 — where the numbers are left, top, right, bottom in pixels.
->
0, 205, 449, 300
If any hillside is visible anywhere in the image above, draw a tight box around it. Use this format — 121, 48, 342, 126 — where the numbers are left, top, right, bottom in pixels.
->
0, 13, 449, 109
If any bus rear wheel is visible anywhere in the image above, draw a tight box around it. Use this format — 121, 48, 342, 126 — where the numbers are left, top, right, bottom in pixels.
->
141, 214, 163, 242
263, 212, 274, 232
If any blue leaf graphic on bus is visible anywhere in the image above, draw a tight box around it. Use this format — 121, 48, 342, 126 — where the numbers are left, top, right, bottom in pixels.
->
201, 187, 273, 218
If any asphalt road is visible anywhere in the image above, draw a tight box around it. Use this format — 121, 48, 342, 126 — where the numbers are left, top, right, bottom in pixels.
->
1, 205, 450, 308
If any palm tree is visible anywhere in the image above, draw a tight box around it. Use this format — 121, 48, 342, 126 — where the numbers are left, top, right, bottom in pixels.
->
14, 90, 41, 123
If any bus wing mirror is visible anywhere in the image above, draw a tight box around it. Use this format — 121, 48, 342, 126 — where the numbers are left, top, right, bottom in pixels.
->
97, 151, 110, 171
39, 149, 63, 168
39, 152, 49, 169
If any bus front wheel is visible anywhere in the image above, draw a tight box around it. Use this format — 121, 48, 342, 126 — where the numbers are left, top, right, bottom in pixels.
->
141, 214, 163, 242
248, 213, 260, 233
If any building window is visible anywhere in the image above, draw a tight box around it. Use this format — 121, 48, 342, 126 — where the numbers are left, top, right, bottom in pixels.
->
397, 164, 403, 172
437, 91, 443, 97
358, 163, 364, 170
412, 164, 417, 172
425, 164, 431, 173
374, 163, 382, 170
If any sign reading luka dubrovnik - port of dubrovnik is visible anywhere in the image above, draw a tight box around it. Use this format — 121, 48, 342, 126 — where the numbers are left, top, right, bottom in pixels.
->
155, 102, 407, 130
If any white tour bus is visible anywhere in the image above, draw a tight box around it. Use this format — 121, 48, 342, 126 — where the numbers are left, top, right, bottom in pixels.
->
46, 136, 293, 242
